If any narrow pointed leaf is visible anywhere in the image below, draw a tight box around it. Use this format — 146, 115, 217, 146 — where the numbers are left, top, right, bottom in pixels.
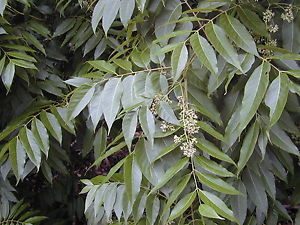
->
68, 85, 95, 119
40, 111, 62, 144
120, 0, 135, 28
88, 86, 103, 131
264, 73, 289, 126
243, 168, 268, 215
197, 121, 224, 141
196, 171, 240, 195
102, 0, 120, 35
230, 181, 247, 225
220, 14, 258, 56
31, 118, 49, 157
238, 62, 270, 131
237, 121, 260, 174
150, 158, 188, 194
194, 156, 234, 177
199, 190, 237, 222
101, 78, 123, 131
124, 154, 142, 203
168, 192, 196, 221
139, 106, 155, 145
270, 124, 299, 156
91, 0, 106, 33
122, 110, 138, 150
196, 138, 235, 165
205, 23, 241, 71
9, 138, 26, 181
171, 43, 188, 81
157, 101, 179, 125
190, 33, 218, 74
19, 128, 41, 169
199, 204, 224, 220
1, 62, 15, 93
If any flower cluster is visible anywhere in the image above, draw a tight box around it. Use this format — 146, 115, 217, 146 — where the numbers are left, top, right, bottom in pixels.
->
268, 24, 279, 33
160, 121, 175, 132
180, 138, 197, 158
281, 5, 294, 23
174, 96, 200, 158
263, 9, 275, 23
262, 8, 279, 33
178, 96, 199, 135
150, 94, 172, 116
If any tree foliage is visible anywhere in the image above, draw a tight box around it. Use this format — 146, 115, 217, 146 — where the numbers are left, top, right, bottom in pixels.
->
0, 0, 299, 224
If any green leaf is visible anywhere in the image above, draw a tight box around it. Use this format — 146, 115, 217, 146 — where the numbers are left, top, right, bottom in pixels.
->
24, 216, 47, 223
238, 62, 270, 131
19, 127, 41, 169
205, 23, 242, 71
198, 204, 224, 220
88, 86, 103, 131
88, 60, 116, 74
104, 183, 117, 219
195, 138, 235, 165
10, 59, 37, 69
146, 195, 160, 225
139, 106, 155, 145
190, 33, 218, 74
7, 51, 37, 62
9, 137, 26, 181
150, 158, 188, 194
220, 14, 258, 56
1, 62, 15, 93
194, 156, 234, 177
264, 73, 289, 126
93, 127, 107, 159
50, 107, 75, 134
124, 154, 142, 203
243, 168, 268, 215
162, 173, 191, 213
68, 85, 95, 119
122, 110, 138, 150
197, 121, 224, 141
0, 0, 7, 16
286, 70, 300, 78
196, 171, 240, 195
40, 111, 62, 144
199, 190, 237, 222
171, 42, 188, 82
102, 0, 120, 35
22, 32, 46, 55
237, 121, 260, 174
31, 118, 50, 157
0, 56, 5, 75
53, 18, 76, 37
120, 0, 135, 28
269, 124, 299, 156
113, 59, 132, 71
91, 0, 105, 33
101, 78, 123, 131
153, 142, 180, 163
157, 101, 179, 125
230, 181, 247, 225
237, 8, 268, 37
92, 141, 126, 167
168, 191, 196, 221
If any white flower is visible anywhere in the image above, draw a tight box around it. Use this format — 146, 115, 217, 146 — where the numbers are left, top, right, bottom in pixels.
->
263, 9, 275, 23
268, 24, 279, 33
281, 5, 294, 23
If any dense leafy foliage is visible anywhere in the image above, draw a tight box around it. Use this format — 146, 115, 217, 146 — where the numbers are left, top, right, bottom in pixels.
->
0, 0, 299, 224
